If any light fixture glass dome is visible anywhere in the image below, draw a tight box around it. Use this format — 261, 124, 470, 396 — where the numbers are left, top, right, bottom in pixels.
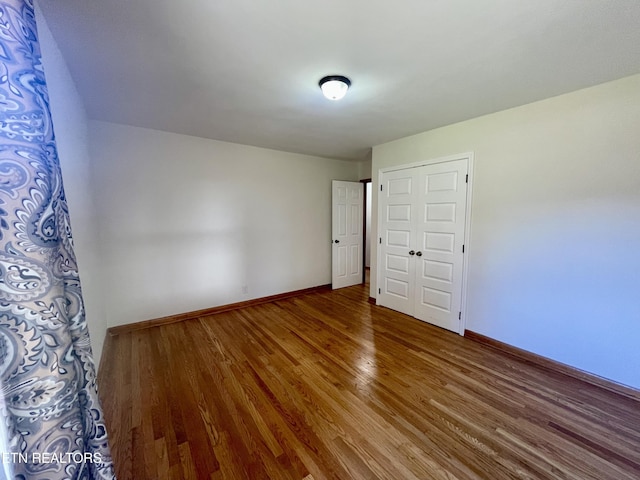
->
319, 75, 351, 101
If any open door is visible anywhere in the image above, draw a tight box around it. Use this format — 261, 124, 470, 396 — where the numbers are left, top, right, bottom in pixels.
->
332, 180, 364, 289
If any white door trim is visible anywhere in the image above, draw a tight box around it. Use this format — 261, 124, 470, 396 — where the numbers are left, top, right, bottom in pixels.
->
376, 152, 474, 335
378, 151, 475, 174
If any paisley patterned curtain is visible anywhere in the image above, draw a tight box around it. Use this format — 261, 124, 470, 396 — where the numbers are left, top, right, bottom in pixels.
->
0, 0, 114, 478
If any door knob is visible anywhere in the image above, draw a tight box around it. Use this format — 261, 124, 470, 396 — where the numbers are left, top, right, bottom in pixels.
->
416, 251, 422, 257
334, 240, 340, 243
409, 250, 415, 256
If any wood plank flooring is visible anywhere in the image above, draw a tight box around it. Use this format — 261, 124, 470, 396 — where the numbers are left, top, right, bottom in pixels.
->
98, 283, 640, 479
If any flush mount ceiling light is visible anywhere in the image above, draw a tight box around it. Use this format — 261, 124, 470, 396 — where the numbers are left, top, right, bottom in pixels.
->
319, 75, 351, 100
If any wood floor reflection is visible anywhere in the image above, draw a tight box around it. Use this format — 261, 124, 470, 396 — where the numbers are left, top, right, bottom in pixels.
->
99, 284, 640, 479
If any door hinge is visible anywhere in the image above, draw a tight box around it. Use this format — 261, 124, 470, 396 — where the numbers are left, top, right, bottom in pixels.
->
459, 312, 462, 320
380, 184, 383, 191
462, 244, 465, 253
378, 288, 381, 294
465, 174, 468, 183
379, 237, 382, 244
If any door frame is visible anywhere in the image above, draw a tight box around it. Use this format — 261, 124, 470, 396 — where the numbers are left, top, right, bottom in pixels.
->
376, 152, 474, 335
360, 178, 372, 284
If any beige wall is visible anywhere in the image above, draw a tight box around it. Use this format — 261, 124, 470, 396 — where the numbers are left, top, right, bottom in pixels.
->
89, 121, 360, 326
371, 74, 640, 388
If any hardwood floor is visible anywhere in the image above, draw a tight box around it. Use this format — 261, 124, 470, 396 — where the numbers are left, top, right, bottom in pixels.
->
98, 284, 640, 479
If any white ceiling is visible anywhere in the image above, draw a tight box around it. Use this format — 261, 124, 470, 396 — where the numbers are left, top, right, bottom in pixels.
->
39, 0, 640, 161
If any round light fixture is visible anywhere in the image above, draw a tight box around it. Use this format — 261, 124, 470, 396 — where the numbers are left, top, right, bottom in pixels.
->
319, 75, 351, 101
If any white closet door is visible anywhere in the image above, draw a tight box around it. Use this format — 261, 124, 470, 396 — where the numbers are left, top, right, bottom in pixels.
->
413, 159, 468, 331
377, 168, 418, 315
332, 181, 364, 289
378, 157, 469, 333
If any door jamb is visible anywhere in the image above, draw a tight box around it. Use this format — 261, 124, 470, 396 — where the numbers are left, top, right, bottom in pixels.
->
360, 178, 371, 284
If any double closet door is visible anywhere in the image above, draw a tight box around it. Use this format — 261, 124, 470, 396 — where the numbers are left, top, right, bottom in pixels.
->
378, 158, 469, 333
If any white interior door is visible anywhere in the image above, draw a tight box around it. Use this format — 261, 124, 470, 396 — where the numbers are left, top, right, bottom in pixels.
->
413, 159, 468, 331
377, 169, 418, 315
332, 181, 364, 289
378, 158, 469, 332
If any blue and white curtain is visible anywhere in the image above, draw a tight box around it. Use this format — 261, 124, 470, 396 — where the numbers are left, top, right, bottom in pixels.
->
0, 0, 114, 478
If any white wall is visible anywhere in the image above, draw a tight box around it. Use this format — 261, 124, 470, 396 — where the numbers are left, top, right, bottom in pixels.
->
358, 153, 372, 181
371, 74, 640, 389
89, 121, 360, 326
36, 4, 108, 364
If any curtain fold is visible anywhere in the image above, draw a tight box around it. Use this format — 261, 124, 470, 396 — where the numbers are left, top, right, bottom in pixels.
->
0, 0, 114, 478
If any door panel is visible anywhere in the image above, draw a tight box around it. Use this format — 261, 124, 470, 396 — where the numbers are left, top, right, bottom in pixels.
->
377, 169, 418, 315
337, 204, 347, 235
414, 159, 468, 331
423, 232, 455, 252
332, 181, 363, 289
